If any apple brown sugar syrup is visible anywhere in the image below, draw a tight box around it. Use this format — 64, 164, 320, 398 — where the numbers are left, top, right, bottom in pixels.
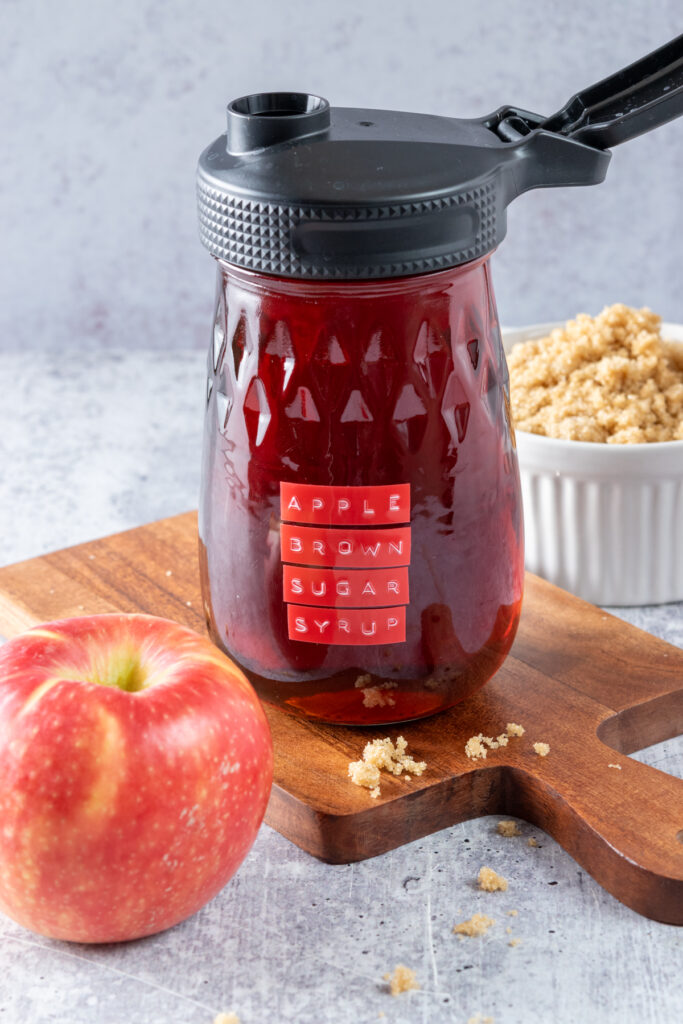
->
196, 44, 683, 725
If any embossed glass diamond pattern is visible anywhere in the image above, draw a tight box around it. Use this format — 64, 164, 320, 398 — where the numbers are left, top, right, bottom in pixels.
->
244, 376, 271, 446
213, 292, 227, 372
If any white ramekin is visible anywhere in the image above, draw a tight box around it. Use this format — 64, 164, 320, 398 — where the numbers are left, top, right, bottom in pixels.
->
502, 322, 683, 606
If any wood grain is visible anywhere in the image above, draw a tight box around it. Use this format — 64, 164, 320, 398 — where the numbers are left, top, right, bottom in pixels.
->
0, 511, 681, 924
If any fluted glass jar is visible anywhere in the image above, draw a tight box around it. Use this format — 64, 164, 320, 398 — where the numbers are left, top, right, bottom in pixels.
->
199, 256, 523, 725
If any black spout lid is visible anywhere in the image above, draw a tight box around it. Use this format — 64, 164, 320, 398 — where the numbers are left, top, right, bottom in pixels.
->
197, 34, 683, 279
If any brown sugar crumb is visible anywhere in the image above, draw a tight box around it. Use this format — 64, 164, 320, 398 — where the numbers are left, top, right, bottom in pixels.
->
478, 866, 508, 892
496, 820, 522, 838
364, 736, 427, 776
527, 837, 538, 848
468, 1016, 495, 1024
348, 759, 381, 791
508, 304, 683, 443
507, 909, 518, 916
533, 742, 550, 757
508, 938, 522, 948
505, 926, 512, 934
354, 674, 398, 709
506, 722, 525, 737
608, 763, 622, 770
348, 736, 426, 797
466, 726, 521, 760
383, 964, 420, 996
465, 734, 492, 760
454, 913, 496, 937
360, 685, 398, 709
213, 1014, 240, 1024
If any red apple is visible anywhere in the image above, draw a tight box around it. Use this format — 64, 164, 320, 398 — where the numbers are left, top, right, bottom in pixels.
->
0, 614, 273, 943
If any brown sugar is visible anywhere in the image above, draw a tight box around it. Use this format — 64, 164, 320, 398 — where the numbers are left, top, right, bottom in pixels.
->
384, 964, 420, 996
348, 736, 426, 797
454, 913, 496, 937
478, 866, 508, 892
496, 820, 522, 838
527, 837, 538, 848
355, 674, 398, 709
213, 1014, 240, 1024
508, 938, 522, 947
363, 736, 427, 777
505, 722, 525, 737
359, 686, 397, 709
533, 742, 550, 757
465, 734, 492, 760
507, 304, 683, 443
468, 1016, 495, 1024
465, 730, 514, 761
348, 759, 381, 791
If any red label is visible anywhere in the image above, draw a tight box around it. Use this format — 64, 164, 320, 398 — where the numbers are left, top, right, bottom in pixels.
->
287, 605, 406, 645
280, 482, 410, 526
280, 482, 411, 646
283, 565, 410, 607
281, 524, 411, 569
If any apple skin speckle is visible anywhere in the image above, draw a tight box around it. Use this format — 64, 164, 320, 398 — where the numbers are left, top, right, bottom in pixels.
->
0, 614, 273, 943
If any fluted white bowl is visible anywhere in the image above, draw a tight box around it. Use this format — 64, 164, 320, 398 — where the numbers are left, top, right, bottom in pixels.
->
502, 322, 683, 606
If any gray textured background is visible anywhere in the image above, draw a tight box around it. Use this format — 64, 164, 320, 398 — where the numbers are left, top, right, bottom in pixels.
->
1, 0, 682, 353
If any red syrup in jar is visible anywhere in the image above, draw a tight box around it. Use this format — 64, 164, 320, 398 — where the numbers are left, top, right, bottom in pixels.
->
199, 256, 523, 725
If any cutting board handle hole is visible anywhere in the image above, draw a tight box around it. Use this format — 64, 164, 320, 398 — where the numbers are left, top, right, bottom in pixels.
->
597, 691, 683, 760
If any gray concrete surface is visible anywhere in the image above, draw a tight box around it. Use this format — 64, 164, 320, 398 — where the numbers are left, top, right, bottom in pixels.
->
0, 348, 681, 1023
2, 0, 683, 354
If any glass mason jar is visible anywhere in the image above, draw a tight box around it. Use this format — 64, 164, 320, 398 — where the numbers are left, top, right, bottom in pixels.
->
199, 256, 523, 725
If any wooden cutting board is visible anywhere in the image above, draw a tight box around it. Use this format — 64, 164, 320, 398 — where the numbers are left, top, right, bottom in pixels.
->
0, 512, 681, 924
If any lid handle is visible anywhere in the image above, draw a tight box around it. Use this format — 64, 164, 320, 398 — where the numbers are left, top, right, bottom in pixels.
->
540, 33, 683, 149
